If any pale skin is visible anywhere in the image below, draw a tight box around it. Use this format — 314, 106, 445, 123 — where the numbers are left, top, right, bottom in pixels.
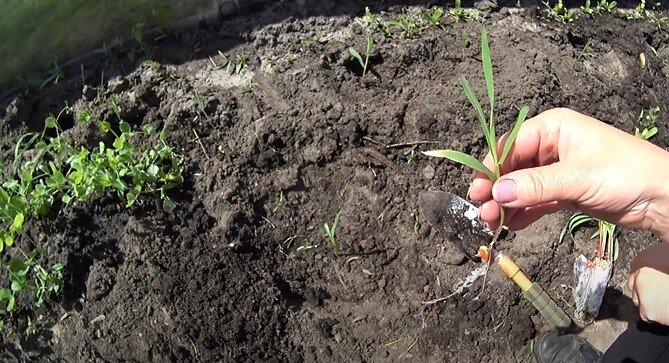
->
468, 108, 669, 325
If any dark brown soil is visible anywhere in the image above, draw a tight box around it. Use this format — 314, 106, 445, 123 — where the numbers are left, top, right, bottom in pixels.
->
1, 1, 668, 361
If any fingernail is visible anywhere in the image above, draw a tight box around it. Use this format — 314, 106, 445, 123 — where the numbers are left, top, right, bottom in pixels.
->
493, 179, 517, 203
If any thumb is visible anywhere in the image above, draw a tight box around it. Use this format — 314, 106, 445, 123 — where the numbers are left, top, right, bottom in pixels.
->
492, 163, 592, 208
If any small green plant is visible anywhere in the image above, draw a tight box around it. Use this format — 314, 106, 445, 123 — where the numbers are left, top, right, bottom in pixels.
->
421, 6, 445, 26
348, 35, 374, 77
543, 0, 577, 22
0, 249, 64, 316
324, 210, 342, 253
385, 14, 424, 38
578, 38, 593, 60
560, 213, 619, 262
460, 31, 471, 61
596, 0, 617, 12
626, 0, 666, 25
40, 59, 65, 89
583, 0, 617, 14
363, 6, 382, 28
635, 107, 660, 140
213, 51, 246, 75
423, 28, 530, 229
192, 90, 209, 119
450, 0, 476, 22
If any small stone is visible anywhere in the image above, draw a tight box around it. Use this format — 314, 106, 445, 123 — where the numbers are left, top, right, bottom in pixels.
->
422, 165, 436, 180
443, 249, 467, 265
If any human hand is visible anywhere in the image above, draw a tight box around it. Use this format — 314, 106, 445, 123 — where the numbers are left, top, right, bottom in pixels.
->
628, 244, 669, 324
468, 108, 669, 241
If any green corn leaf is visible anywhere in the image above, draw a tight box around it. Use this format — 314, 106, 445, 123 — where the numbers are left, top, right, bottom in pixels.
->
560, 213, 594, 243
500, 106, 529, 165
422, 149, 495, 180
612, 238, 620, 262
459, 77, 495, 154
348, 47, 364, 67
481, 28, 494, 128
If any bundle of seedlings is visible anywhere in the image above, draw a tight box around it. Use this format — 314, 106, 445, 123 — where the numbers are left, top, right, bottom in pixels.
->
561, 214, 618, 323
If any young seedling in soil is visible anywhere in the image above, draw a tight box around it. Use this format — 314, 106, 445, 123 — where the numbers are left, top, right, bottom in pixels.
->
420, 6, 445, 26
577, 38, 593, 60
385, 14, 424, 38
213, 51, 246, 75
450, 0, 476, 22
635, 106, 660, 140
324, 210, 342, 254
348, 35, 373, 77
423, 28, 530, 240
543, 0, 577, 22
582, 0, 617, 15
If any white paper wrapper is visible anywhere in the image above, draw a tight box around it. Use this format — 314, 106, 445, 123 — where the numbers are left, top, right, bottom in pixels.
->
572, 254, 612, 323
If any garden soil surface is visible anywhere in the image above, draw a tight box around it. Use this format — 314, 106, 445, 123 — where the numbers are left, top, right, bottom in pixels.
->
1, 0, 669, 361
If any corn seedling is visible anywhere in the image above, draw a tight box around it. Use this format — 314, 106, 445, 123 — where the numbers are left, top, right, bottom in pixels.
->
543, 0, 577, 22
560, 213, 619, 262
423, 28, 530, 231
348, 35, 374, 77
578, 38, 593, 60
324, 210, 342, 253
628, 0, 647, 19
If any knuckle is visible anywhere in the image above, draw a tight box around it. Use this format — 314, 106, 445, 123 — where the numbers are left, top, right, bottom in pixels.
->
525, 172, 547, 204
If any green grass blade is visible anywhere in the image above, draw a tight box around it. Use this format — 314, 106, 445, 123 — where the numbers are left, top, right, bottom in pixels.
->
348, 47, 364, 67
422, 149, 495, 180
459, 77, 495, 155
612, 237, 619, 262
481, 28, 494, 128
500, 106, 529, 165
560, 213, 595, 243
